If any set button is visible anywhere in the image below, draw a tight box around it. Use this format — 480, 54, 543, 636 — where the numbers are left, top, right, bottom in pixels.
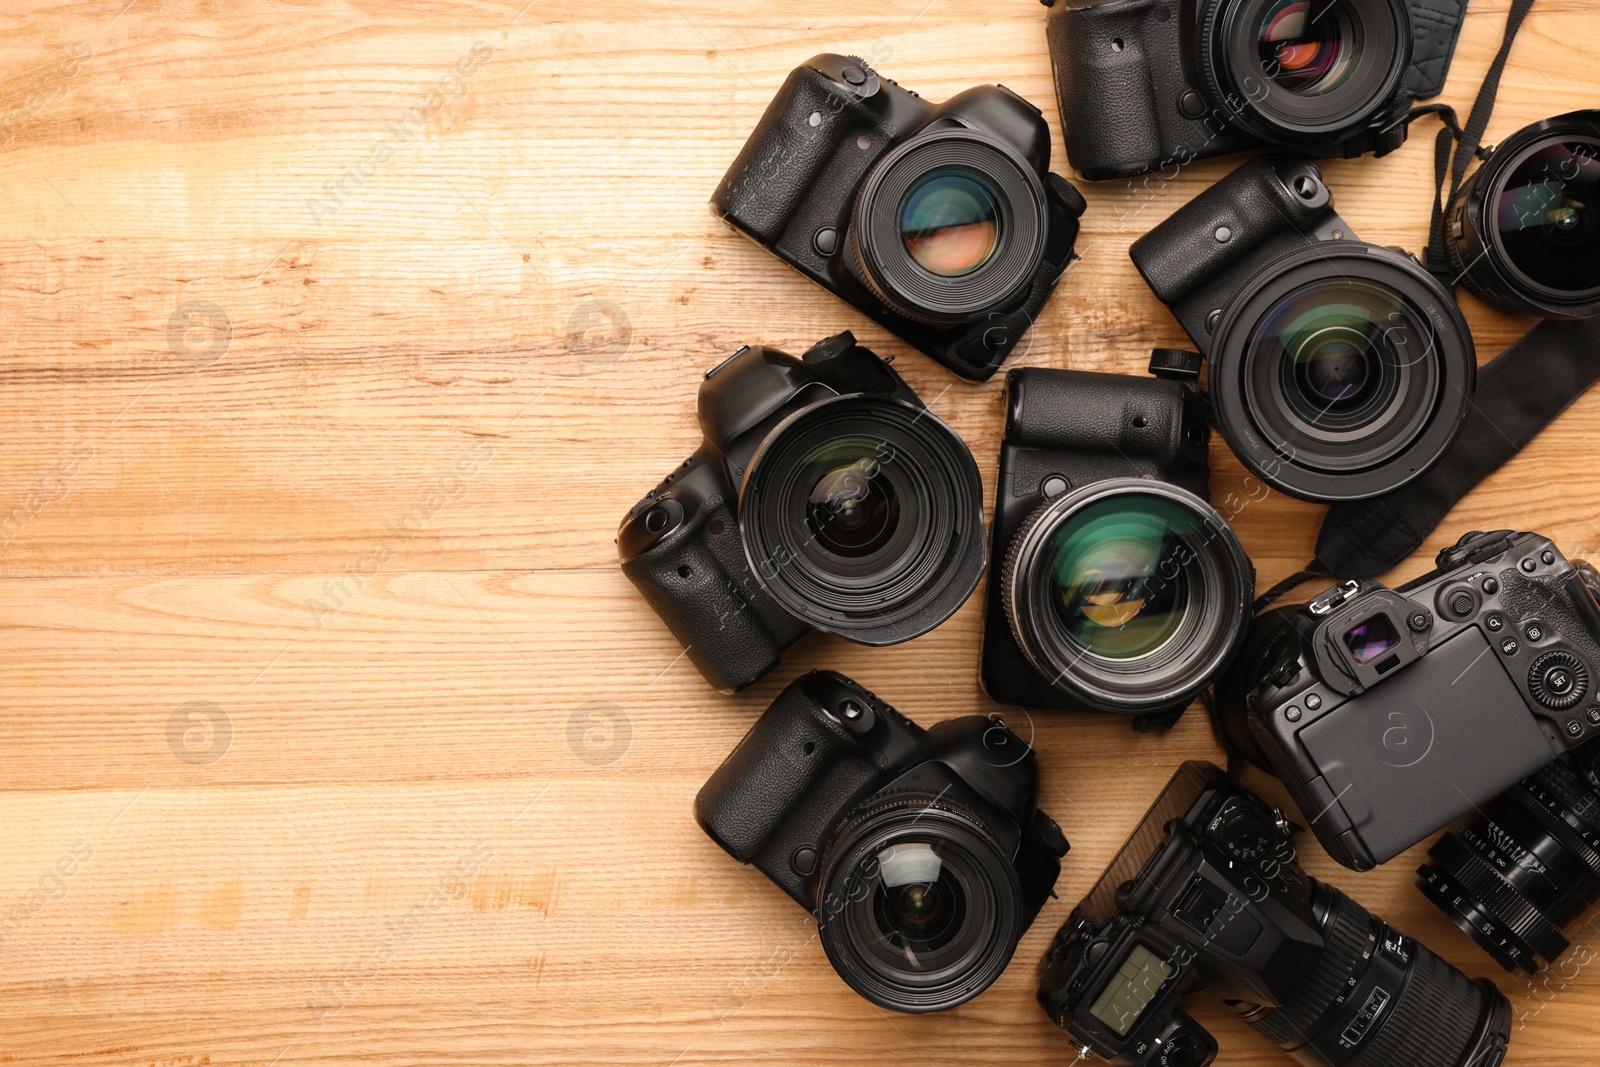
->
1528, 651, 1589, 710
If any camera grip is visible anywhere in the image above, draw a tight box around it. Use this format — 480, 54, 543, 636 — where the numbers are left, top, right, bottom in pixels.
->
695, 674, 889, 863
1130, 156, 1329, 308
711, 62, 884, 245
1046, 0, 1167, 180
620, 498, 807, 693
1006, 367, 1199, 469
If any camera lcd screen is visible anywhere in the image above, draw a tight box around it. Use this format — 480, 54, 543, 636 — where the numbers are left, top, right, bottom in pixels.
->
1343, 613, 1402, 665
1088, 943, 1174, 1037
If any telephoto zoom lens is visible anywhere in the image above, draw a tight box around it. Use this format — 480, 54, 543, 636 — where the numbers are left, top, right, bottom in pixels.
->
1420, 758, 1600, 974
1238, 886, 1510, 1067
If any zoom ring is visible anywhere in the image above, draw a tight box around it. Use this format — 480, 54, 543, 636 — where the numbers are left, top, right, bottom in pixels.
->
1508, 780, 1600, 879
1423, 837, 1570, 964
1341, 948, 1506, 1067
1247, 892, 1373, 1051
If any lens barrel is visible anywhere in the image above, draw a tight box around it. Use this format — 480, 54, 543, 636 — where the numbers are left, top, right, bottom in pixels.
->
852, 129, 1048, 324
999, 479, 1252, 714
1208, 244, 1475, 502
1444, 110, 1600, 319
740, 393, 986, 645
1420, 759, 1600, 974
817, 794, 1024, 1013
1242, 887, 1511, 1067
1200, 0, 1409, 149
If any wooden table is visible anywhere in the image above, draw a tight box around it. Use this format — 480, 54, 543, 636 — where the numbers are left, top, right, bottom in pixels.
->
2, 1, 1597, 1063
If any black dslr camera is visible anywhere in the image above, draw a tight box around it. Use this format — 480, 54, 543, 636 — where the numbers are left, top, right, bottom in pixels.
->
711, 54, 1086, 381
1043, 0, 1468, 180
617, 332, 985, 693
1037, 762, 1511, 1067
1130, 155, 1474, 503
980, 366, 1253, 719
696, 671, 1069, 1013
1217, 529, 1600, 872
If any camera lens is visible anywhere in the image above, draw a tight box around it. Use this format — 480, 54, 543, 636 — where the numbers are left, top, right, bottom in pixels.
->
818, 796, 1022, 1012
898, 167, 1002, 277
1243, 888, 1510, 1067
852, 129, 1047, 324
1446, 111, 1600, 318
740, 394, 986, 645
1000, 480, 1252, 714
1209, 245, 1474, 502
1256, 0, 1360, 97
1419, 759, 1600, 974
1204, 0, 1406, 146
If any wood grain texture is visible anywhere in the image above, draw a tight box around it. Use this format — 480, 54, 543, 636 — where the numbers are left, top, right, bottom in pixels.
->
1, 0, 1598, 1063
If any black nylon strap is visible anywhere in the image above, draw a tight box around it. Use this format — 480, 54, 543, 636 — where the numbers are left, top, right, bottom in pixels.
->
1425, 0, 1537, 271
1315, 317, 1600, 577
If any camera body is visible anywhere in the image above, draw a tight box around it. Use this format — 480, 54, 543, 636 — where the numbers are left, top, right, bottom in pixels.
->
1222, 529, 1600, 871
1037, 762, 1511, 1067
1043, 0, 1466, 181
981, 366, 1239, 714
711, 54, 1085, 381
696, 670, 1069, 1012
1130, 155, 1474, 503
618, 332, 984, 693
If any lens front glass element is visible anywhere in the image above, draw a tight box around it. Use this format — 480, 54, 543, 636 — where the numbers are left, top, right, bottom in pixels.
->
1494, 139, 1600, 296
1244, 278, 1441, 473
1258, 0, 1362, 96
899, 166, 1003, 277
801, 441, 904, 559
1042, 496, 1197, 660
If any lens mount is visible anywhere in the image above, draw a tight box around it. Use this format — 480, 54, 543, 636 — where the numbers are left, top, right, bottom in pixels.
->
1199, 0, 1408, 147
852, 129, 1048, 325
816, 794, 1023, 1013
1446, 109, 1600, 319
1209, 243, 1474, 502
739, 393, 986, 645
999, 479, 1253, 714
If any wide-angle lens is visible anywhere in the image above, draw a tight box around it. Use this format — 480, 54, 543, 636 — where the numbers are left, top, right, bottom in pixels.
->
819, 799, 1022, 1013
1245, 279, 1438, 472
1419, 759, 1600, 974
1257, 0, 1362, 96
801, 444, 902, 558
740, 394, 986, 645
899, 166, 1002, 277
1494, 140, 1600, 297
1001, 481, 1252, 714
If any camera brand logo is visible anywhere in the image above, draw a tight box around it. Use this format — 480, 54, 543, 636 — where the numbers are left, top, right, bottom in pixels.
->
166, 300, 232, 367
1374, 700, 1434, 768
565, 299, 632, 365
168, 700, 232, 765
567, 701, 631, 766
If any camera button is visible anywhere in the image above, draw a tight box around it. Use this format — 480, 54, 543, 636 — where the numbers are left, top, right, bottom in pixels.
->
1501, 637, 1519, 655
1544, 550, 1557, 566
1041, 474, 1069, 498
1529, 651, 1588, 710
1178, 90, 1207, 118
1525, 622, 1546, 642
1304, 693, 1322, 711
791, 847, 818, 875
841, 65, 866, 86
1483, 577, 1499, 595
1586, 707, 1600, 725
813, 227, 839, 256
1522, 558, 1539, 573
1485, 613, 1505, 633
1568, 720, 1585, 738
1285, 705, 1302, 722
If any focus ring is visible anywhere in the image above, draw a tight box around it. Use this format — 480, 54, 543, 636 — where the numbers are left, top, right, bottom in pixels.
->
1423, 835, 1570, 964
1343, 947, 1506, 1067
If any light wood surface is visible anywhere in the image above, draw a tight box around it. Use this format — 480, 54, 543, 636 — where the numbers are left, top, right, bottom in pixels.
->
2, 1, 1598, 1064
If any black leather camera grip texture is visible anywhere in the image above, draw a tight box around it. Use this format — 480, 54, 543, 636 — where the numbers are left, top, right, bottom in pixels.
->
711, 65, 892, 245
1405, 0, 1471, 99
619, 498, 807, 693
1130, 156, 1320, 308
1007, 367, 1206, 476
1047, 0, 1167, 179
